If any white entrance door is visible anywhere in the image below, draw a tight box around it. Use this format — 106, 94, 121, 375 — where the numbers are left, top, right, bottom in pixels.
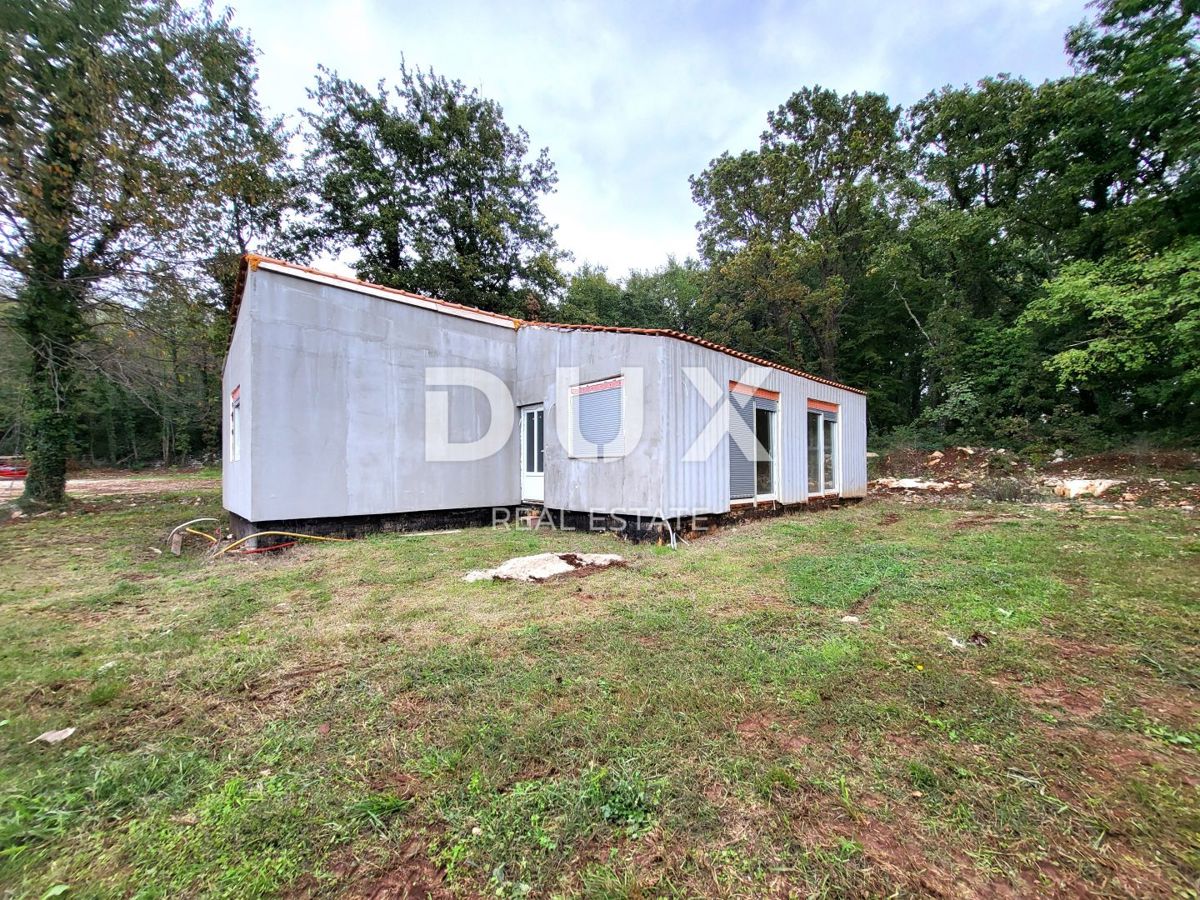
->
520, 405, 544, 502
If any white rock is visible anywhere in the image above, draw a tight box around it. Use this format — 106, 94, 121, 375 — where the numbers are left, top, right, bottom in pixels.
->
31, 727, 76, 745
1052, 479, 1123, 500
840, 615, 860, 625
874, 477, 957, 492
463, 552, 624, 583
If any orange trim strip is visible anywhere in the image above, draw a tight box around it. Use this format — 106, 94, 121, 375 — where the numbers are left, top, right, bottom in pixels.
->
808, 399, 839, 413
729, 380, 780, 401
570, 376, 623, 396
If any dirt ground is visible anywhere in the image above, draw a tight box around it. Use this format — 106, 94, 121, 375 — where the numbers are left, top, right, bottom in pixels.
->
0, 474, 219, 499
871, 446, 1199, 511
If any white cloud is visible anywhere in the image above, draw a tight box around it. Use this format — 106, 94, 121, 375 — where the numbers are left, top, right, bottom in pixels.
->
231, 0, 1088, 277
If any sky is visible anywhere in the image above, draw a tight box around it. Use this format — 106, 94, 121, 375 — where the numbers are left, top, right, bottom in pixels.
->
227, 0, 1092, 278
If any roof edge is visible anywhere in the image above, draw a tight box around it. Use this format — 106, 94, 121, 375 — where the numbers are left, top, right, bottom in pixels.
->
522, 322, 866, 396
227, 255, 866, 396
230, 254, 521, 331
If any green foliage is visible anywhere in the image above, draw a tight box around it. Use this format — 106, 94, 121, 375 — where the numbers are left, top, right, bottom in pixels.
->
556, 258, 704, 329
0, 0, 288, 497
295, 62, 566, 317
691, 86, 908, 380
679, 0, 1200, 447
1021, 236, 1200, 434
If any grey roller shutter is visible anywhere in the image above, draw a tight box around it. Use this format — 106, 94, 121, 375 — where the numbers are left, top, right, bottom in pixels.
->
755, 397, 778, 413
572, 382, 624, 458
729, 392, 755, 500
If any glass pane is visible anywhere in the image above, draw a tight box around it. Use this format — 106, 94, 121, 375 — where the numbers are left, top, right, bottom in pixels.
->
807, 412, 820, 493
524, 411, 535, 473
823, 417, 836, 491
535, 410, 544, 473
755, 407, 774, 495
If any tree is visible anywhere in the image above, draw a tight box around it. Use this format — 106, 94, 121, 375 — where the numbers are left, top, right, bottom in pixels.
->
0, 0, 278, 503
1064, 0, 1200, 247
556, 258, 705, 330
297, 64, 566, 317
1020, 236, 1200, 434
557, 265, 625, 325
624, 258, 706, 332
691, 87, 908, 379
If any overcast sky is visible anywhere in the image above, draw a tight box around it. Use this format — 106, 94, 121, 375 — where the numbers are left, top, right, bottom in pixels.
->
228, 0, 1091, 278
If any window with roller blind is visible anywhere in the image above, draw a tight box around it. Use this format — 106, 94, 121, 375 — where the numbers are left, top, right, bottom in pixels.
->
569, 376, 624, 459
729, 383, 778, 502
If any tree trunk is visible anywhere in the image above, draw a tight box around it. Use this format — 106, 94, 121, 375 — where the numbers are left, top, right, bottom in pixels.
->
18, 244, 82, 506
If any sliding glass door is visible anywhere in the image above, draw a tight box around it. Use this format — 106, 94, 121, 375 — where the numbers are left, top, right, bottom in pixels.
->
807, 407, 839, 496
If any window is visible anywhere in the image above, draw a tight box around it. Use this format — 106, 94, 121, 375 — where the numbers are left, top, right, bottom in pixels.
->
229, 386, 241, 462
729, 383, 778, 502
823, 417, 836, 491
524, 407, 543, 474
755, 405, 775, 496
569, 377, 624, 459
807, 400, 839, 495
807, 411, 820, 494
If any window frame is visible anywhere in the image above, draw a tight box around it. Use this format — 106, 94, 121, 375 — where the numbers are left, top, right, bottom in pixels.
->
522, 406, 543, 475
807, 401, 839, 496
728, 381, 780, 506
568, 375, 625, 460
753, 404, 777, 501
229, 385, 242, 463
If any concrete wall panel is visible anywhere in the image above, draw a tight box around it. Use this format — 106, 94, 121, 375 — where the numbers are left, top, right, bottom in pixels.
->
242, 269, 519, 521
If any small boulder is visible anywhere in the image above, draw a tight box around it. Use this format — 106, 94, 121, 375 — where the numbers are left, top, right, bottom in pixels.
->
464, 552, 624, 583
1053, 479, 1123, 500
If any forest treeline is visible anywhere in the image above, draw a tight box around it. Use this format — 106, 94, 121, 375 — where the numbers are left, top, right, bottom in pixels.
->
1, 0, 1196, 502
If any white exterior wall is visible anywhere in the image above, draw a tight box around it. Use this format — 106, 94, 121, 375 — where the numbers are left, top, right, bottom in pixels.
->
659, 340, 868, 518
515, 327, 669, 516
222, 305, 253, 519
227, 268, 519, 522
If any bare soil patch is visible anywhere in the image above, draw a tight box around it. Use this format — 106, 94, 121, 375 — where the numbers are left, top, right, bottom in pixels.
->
734, 712, 814, 754
3, 474, 219, 498
990, 675, 1106, 719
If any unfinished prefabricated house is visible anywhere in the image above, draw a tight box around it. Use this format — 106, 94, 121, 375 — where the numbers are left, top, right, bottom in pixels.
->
223, 256, 867, 537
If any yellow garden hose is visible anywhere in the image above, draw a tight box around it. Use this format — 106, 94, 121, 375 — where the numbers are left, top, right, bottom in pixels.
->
214, 531, 353, 557
185, 527, 218, 544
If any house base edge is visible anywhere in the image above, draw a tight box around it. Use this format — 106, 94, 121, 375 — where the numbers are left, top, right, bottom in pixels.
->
228, 495, 861, 547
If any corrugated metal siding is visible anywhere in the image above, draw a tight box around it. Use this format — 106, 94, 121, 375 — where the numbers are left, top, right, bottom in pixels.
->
728, 392, 755, 500
661, 340, 867, 516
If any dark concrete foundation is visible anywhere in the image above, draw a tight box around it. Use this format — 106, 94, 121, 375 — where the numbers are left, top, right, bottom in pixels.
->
229, 506, 517, 546
228, 495, 862, 547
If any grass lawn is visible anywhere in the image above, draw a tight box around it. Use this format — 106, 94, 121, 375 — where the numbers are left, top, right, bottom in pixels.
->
0, 488, 1197, 897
